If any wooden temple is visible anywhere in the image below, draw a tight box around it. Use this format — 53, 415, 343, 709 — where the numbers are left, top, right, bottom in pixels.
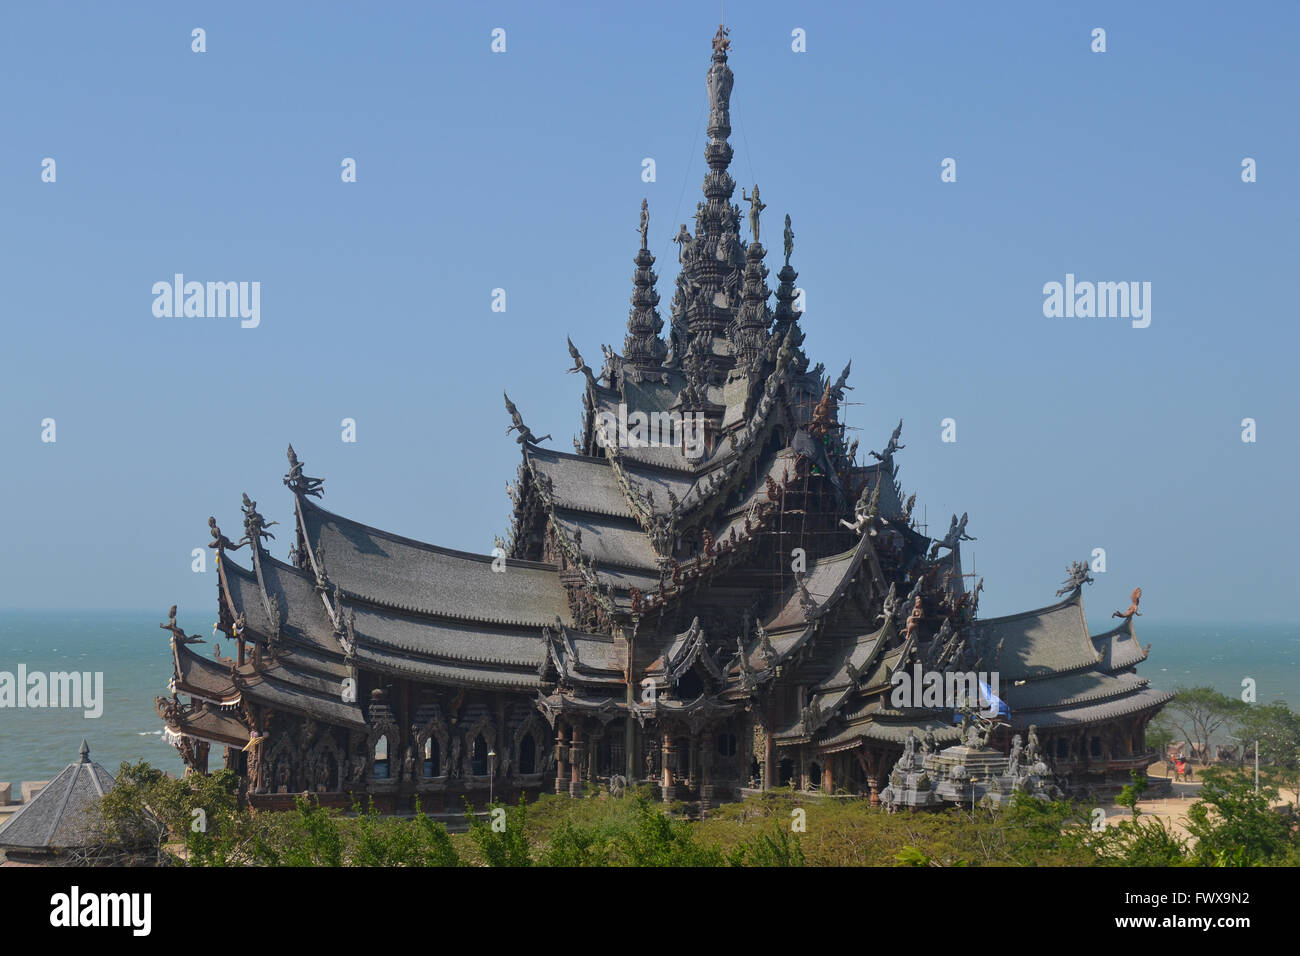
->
155, 27, 1171, 811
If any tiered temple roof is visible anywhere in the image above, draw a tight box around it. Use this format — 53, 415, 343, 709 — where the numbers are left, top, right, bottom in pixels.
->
154, 26, 1168, 807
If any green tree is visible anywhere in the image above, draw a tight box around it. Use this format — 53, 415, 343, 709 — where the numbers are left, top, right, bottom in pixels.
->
267, 796, 344, 867
1166, 687, 1246, 766
617, 798, 724, 866
351, 798, 460, 867
466, 795, 533, 867
728, 826, 805, 867
1235, 701, 1300, 770
1184, 770, 1294, 866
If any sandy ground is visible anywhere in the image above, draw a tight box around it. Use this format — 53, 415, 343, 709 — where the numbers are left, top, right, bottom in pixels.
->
1106, 762, 1298, 839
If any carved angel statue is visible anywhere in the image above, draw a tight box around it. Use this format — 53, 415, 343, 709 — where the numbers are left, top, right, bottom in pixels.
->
240, 493, 278, 548
741, 185, 766, 243
783, 213, 794, 266
1056, 560, 1095, 597
712, 23, 730, 54
673, 223, 692, 263
870, 419, 904, 464
930, 512, 975, 558
638, 198, 649, 249
839, 480, 873, 534
504, 392, 551, 445
1112, 586, 1143, 619
284, 444, 324, 497
565, 336, 597, 388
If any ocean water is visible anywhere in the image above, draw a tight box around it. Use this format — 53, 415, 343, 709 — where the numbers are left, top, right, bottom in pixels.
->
0, 612, 1296, 787
0, 610, 189, 786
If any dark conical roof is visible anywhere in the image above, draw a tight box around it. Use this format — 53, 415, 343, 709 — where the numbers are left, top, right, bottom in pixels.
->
0, 741, 115, 852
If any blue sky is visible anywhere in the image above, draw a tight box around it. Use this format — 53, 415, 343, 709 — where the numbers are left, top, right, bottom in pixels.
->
1, 0, 1296, 623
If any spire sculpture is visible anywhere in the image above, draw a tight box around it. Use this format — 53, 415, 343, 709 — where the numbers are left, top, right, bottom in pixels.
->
731, 185, 771, 369
771, 213, 807, 373
670, 27, 745, 391
623, 198, 667, 375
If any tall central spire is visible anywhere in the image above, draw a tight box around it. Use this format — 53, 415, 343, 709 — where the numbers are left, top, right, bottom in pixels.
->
669, 25, 746, 393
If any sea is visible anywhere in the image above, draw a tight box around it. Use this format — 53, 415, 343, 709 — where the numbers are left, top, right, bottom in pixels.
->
0, 611, 1297, 786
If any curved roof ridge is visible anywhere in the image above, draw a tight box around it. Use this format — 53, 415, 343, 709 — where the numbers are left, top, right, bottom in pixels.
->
300, 497, 561, 572
973, 587, 1084, 626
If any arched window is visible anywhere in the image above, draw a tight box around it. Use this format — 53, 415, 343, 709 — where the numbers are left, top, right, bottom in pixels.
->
423, 737, 439, 777
373, 735, 390, 780
519, 733, 537, 774
778, 758, 794, 786
808, 761, 822, 790
471, 734, 488, 776
1090, 736, 1102, 758
716, 733, 738, 757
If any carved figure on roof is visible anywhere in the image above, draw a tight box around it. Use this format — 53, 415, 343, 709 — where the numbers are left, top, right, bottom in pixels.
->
930, 512, 975, 559
809, 383, 834, 439
783, 213, 794, 267
904, 595, 924, 641
903, 493, 916, 522
1056, 560, 1095, 597
878, 581, 899, 625
638, 197, 649, 248
565, 336, 597, 388
904, 574, 924, 612
922, 729, 937, 754
239, 493, 278, 550
1112, 586, 1143, 619
741, 185, 766, 243
840, 479, 875, 535
870, 419, 904, 467
828, 361, 852, 403
504, 392, 552, 446
673, 223, 692, 263
794, 571, 817, 621
284, 444, 324, 498
712, 23, 730, 54
209, 516, 240, 552
161, 604, 204, 645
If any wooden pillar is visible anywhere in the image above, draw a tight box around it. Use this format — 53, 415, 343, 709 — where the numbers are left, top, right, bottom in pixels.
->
554, 719, 568, 796
763, 713, 774, 792
569, 723, 583, 798
661, 731, 675, 803
822, 758, 833, 793
700, 731, 714, 817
